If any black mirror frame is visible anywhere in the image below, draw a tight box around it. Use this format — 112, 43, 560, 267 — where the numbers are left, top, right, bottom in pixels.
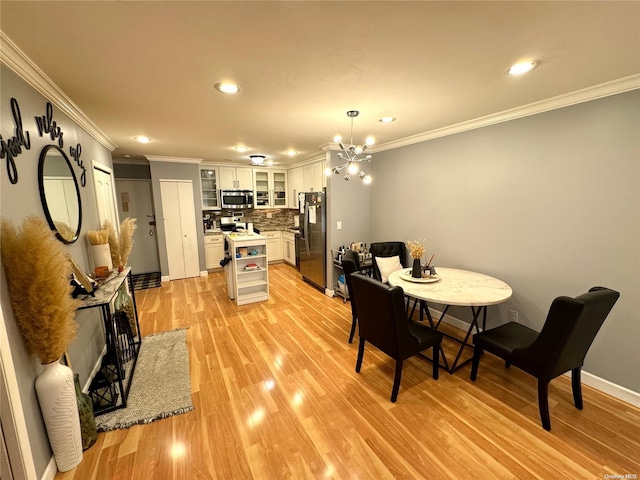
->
37, 145, 83, 244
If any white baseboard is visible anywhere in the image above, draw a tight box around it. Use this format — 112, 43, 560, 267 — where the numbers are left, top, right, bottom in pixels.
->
200, 270, 208, 277
325, 288, 335, 297
424, 305, 640, 408
42, 456, 57, 480
161, 275, 170, 283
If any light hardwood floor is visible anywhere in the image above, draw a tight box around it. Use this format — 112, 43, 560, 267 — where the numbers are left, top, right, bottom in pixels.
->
57, 264, 640, 479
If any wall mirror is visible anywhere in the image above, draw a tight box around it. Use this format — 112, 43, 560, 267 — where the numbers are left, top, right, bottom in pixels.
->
38, 145, 82, 243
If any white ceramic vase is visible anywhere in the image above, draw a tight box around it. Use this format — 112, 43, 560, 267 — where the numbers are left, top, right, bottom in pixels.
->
35, 360, 83, 472
91, 243, 113, 270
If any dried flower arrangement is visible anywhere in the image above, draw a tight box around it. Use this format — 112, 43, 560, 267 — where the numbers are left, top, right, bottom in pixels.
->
1, 216, 80, 364
407, 238, 426, 260
104, 218, 137, 272
87, 228, 109, 245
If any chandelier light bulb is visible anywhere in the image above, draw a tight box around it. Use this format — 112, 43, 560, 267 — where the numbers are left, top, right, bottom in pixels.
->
334, 135, 342, 143
344, 174, 351, 181
363, 175, 372, 184
365, 136, 375, 146
347, 162, 359, 175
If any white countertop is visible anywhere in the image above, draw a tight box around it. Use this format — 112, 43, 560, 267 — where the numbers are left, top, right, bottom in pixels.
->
224, 232, 266, 241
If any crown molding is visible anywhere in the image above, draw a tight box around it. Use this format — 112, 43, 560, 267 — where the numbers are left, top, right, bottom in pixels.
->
145, 155, 203, 164
0, 31, 117, 152
373, 74, 640, 153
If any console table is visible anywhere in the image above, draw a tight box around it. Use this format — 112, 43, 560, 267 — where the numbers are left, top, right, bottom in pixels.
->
77, 267, 141, 415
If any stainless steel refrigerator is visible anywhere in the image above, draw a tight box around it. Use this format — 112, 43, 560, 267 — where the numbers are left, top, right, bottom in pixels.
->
299, 191, 326, 291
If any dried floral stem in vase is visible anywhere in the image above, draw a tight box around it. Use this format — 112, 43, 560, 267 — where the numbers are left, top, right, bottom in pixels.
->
407, 239, 426, 260
104, 218, 137, 272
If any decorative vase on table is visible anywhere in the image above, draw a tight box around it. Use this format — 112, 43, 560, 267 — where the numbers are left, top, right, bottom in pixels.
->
412, 258, 422, 278
73, 374, 97, 450
90, 243, 113, 270
34, 360, 83, 472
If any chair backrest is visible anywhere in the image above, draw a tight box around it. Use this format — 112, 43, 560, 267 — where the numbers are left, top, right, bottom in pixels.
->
343, 249, 361, 271
341, 251, 359, 316
349, 273, 417, 360
370, 242, 407, 282
512, 286, 620, 380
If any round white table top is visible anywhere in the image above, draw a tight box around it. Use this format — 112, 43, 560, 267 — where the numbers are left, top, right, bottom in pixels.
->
387, 267, 512, 307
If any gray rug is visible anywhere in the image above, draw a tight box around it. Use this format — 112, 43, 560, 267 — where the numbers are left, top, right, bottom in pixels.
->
96, 328, 194, 431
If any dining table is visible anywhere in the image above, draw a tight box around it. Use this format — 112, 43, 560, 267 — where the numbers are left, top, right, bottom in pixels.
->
387, 267, 512, 373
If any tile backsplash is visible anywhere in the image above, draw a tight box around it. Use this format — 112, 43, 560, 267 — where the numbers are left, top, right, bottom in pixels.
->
204, 209, 298, 231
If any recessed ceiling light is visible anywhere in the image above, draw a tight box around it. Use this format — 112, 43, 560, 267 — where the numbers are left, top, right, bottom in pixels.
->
265, 160, 274, 166
234, 146, 249, 152
507, 61, 537, 75
285, 150, 298, 156
123, 154, 131, 158
135, 136, 151, 143
215, 82, 240, 94
379, 117, 396, 123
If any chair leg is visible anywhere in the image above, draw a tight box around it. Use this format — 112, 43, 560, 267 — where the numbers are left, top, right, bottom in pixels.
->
348, 314, 357, 344
572, 367, 583, 410
391, 360, 403, 403
470, 346, 483, 381
432, 346, 439, 380
355, 338, 365, 373
538, 380, 551, 431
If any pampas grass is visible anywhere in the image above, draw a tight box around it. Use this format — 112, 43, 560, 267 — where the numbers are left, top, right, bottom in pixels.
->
87, 228, 109, 245
407, 238, 426, 260
104, 218, 137, 271
1, 216, 79, 364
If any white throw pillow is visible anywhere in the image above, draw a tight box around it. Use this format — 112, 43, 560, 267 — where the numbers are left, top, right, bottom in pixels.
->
375, 255, 404, 283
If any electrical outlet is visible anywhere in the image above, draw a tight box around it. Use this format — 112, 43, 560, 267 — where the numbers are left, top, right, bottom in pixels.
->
509, 309, 519, 323
266, 212, 273, 219
337, 221, 342, 230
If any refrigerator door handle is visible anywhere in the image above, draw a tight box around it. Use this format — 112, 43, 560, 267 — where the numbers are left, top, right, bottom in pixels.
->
304, 202, 311, 255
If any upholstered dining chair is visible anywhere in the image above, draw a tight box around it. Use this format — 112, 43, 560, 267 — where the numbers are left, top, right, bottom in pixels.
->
350, 273, 442, 402
470, 286, 620, 431
341, 250, 360, 343
370, 242, 407, 283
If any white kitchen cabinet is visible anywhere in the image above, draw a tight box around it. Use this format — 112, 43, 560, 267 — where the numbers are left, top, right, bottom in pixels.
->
204, 234, 224, 269
283, 231, 296, 266
200, 167, 220, 210
303, 161, 324, 193
219, 166, 253, 190
263, 231, 283, 262
253, 169, 288, 208
288, 166, 303, 208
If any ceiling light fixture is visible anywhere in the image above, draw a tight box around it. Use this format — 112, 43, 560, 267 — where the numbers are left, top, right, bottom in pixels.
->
215, 82, 241, 94
507, 61, 537, 75
234, 146, 249, 152
330, 110, 373, 184
379, 116, 396, 123
285, 150, 298, 156
135, 136, 151, 143
249, 154, 266, 165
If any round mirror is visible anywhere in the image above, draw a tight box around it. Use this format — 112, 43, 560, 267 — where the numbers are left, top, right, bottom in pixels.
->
38, 145, 82, 244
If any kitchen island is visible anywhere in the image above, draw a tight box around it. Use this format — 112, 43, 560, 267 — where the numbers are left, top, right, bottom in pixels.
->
224, 232, 269, 305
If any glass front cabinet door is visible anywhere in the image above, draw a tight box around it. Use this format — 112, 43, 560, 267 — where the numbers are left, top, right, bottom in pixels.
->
200, 168, 220, 209
253, 169, 287, 208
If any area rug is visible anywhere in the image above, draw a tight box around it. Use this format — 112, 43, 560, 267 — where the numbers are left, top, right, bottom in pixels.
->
131, 271, 161, 291
95, 328, 194, 431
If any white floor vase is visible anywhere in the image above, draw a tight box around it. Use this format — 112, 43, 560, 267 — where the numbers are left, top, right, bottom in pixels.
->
35, 360, 83, 472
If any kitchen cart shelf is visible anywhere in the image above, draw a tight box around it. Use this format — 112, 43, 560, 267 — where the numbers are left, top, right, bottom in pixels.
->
225, 233, 269, 305
77, 267, 141, 416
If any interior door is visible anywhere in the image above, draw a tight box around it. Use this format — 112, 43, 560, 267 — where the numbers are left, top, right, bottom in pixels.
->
93, 164, 119, 229
160, 180, 199, 280
115, 179, 160, 274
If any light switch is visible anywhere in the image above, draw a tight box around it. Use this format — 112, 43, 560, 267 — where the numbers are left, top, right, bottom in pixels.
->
337, 221, 342, 230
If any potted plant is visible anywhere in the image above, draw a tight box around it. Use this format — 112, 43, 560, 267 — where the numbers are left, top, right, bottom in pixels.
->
1, 216, 83, 472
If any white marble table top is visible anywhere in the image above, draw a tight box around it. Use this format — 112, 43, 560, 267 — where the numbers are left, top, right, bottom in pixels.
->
387, 267, 512, 307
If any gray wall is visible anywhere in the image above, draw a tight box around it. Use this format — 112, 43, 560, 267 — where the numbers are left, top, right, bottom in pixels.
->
369, 90, 640, 393
148, 161, 205, 275
1, 65, 112, 476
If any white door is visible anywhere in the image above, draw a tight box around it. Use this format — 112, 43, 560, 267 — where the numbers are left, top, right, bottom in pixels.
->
160, 180, 199, 280
115, 179, 160, 274
93, 164, 119, 229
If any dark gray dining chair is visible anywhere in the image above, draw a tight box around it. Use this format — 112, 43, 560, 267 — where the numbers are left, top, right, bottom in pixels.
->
341, 250, 359, 343
470, 286, 620, 431
350, 273, 442, 402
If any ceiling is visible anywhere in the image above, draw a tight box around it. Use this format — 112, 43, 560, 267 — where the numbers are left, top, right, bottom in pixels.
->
2, 1, 639, 167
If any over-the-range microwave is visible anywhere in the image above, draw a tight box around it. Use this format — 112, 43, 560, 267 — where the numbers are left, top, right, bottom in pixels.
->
220, 190, 254, 209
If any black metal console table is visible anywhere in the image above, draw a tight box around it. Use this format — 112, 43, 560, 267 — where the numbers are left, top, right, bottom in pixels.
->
77, 267, 141, 415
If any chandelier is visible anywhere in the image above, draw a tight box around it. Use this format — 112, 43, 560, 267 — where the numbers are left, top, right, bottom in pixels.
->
330, 111, 373, 183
